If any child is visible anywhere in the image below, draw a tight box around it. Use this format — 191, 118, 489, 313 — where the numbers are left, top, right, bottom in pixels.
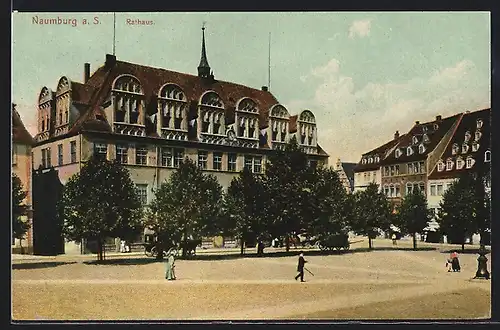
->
446, 251, 460, 272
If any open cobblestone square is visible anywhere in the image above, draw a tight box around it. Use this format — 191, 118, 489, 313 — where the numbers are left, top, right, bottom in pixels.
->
12, 239, 491, 320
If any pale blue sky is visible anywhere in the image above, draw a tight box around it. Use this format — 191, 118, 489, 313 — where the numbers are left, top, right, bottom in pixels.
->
12, 12, 490, 163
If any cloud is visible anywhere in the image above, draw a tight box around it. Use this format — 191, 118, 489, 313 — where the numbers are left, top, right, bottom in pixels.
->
348, 19, 372, 39
285, 58, 490, 164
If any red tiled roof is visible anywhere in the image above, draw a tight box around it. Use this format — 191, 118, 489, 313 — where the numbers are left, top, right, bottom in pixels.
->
428, 108, 491, 180
12, 105, 35, 145
289, 115, 298, 133
79, 59, 280, 134
71, 82, 97, 105
354, 137, 403, 172
380, 113, 462, 165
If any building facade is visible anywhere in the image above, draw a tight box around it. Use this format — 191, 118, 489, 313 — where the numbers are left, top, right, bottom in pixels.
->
427, 108, 491, 244
334, 158, 357, 193
31, 29, 329, 253
12, 104, 35, 254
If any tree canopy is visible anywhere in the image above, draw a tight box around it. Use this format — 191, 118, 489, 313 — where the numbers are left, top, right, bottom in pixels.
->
57, 156, 143, 261
149, 157, 223, 257
12, 173, 30, 241
352, 183, 392, 249
395, 187, 431, 250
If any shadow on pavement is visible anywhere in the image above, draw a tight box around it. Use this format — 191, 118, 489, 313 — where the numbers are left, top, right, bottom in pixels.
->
12, 261, 77, 270
440, 248, 490, 255
83, 257, 163, 266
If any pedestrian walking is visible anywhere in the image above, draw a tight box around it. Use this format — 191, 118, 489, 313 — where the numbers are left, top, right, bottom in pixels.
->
294, 252, 307, 282
120, 240, 126, 253
165, 250, 177, 280
391, 233, 397, 246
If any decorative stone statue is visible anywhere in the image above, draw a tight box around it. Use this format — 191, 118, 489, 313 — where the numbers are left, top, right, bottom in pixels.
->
474, 248, 490, 280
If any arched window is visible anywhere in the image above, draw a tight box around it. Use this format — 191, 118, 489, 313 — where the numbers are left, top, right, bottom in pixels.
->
55, 76, 71, 127
456, 156, 465, 170
199, 91, 225, 135
406, 182, 413, 195
368, 157, 373, 164
158, 84, 187, 131
395, 149, 401, 158
484, 150, 491, 163
362, 158, 367, 165
419, 144, 425, 154
412, 136, 418, 145
437, 161, 445, 172
298, 110, 317, 146
418, 182, 425, 193
466, 156, 475, 169
452, 143, 459, 155
477, 119, 483, 129
112, 75, 144, 124
423, 134, 430, 143
383, 184, 390, 196
237, 98, 258, 113
38, 87, 53, 134
475, 130, 482, 141
269, 104, 290, 143
464, 131, 471, 143
374, 155, 380, 163
389, 184, 395, 197
395, 184, 401, 197
407, 146, 413, 156
446, 158, 454, 171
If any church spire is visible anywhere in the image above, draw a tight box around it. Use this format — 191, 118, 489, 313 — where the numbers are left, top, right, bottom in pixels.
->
198, 24, 211, 78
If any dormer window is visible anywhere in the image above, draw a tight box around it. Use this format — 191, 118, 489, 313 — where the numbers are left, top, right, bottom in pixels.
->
374, 156, 380, 163
368, 157, 373, 164
452, 143, 459, 155
423, 134, 430, 143
433, 124, 439, 130
466, 156, 475, 169
477, 119, 483, 129
456, 157, 465, 170
418, 144, 425, 154
472, 142, 479, 152
407, 147, 413, 156
412, 136, 418, 145
362, 158, 367, 165
475, 130, 482, 141
464, 131, 471, 142
462, 143, 469, 154
437, 161, 445, 172
485, 150, 491, 162
395, 149, 401, 158
422, 126, 428, 133
446, 159, 454, 171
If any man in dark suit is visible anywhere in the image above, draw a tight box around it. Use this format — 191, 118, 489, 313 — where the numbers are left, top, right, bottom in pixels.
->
295, 252, 307, 282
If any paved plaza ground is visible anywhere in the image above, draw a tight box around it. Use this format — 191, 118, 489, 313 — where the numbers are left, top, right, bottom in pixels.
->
11, 238, 491, 321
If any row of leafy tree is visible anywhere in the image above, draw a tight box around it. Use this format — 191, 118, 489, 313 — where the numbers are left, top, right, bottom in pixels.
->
13, 137, 490, 260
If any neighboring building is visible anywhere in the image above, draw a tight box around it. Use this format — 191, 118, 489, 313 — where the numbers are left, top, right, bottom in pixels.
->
427, 108, 491, 244
379, 113, 462, 208
12, 103, 35, 254
334, 158, 357, 193
353, 132, 402, 192
30, 28, 329, 253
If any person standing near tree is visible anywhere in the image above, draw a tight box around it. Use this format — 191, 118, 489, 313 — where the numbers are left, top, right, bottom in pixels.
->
294, 252, 307, 282
165, 250, 176, 280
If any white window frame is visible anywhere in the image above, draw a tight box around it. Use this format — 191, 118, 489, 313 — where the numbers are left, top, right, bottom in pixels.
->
485, 150, 491, 163
430, 184, 436, 196
228, 153, 237, 172
173, 148, 184, 168
407, 147, 413, 156
253, 156, 262, 173
135, 145, 148, 165
70, 141, 77, 163
437, 161, 444, 172
466, 157, 474, 169
477, 119, 483, 129
198, 151, 208, 169
395, 149, 401, 158
437, 184, 443, 196
464, 131, 471, 143
213, 152, 222, 171
94, 142, 108, 159
446, 159, 454, 171
456, 157, 464, 170
452, 144, 459, 155
475, 131, 482, 141
462, 144, 469, 154
57, 144, 63, 166
412, 136, 418, 145
161, 148, 173, 167
116, 144, 128, 164
419, 144, 425, 154
472, 142, 479, 152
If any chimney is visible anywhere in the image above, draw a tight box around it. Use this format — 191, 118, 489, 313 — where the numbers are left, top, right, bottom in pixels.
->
261, 86, 268, 91
84, 63, 90, 83
394, 131, 400, 140
415, 121, 420, 125
105, 54, 116, 68
436, 115, 442, 121
465, 110, 471, 114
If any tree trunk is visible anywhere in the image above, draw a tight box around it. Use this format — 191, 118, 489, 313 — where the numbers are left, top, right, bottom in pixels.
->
462, 242, 465, 252
412, 233, 417, 250
240, 237, 245, 256
97, 238, 103, 262
156, 242, 164, 260
285, 234, 290, 252
368, 237, 372, 250
182, 228, 188, 258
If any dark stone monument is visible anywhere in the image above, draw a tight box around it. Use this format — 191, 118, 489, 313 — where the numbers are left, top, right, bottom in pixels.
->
474, 248, 490, 280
